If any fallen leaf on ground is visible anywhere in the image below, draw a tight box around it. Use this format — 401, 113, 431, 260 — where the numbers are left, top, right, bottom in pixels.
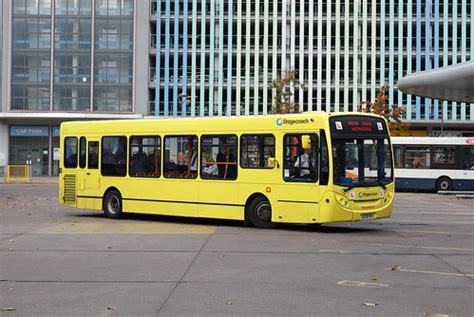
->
1, 308, 16, 311
390, 265, 401, 271
107, 306, 116, 311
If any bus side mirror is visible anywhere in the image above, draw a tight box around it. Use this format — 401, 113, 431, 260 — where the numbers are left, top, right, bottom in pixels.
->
268, 157, 278, 168
301, 135, 312, 149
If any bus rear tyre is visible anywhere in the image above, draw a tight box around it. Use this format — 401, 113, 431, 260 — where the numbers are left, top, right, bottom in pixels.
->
247, 196, 274, 228
436, 177, 452, 192
104, 190, 123, 219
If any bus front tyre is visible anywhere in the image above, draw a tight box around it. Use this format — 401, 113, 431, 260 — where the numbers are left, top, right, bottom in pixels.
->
436, 177, 452, 192
247, 196, 274, 228
104, 190, 123, 219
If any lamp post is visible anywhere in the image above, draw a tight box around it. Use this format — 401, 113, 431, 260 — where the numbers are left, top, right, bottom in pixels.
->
178, 93, 188, 117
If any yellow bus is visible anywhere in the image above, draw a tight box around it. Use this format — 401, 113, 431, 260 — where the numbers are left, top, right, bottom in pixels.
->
59, 112, 394, 227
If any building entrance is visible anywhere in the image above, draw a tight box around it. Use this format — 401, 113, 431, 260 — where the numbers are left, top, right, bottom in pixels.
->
9, 125, 60, 177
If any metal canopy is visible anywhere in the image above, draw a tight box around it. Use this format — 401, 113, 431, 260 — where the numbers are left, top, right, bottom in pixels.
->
397, 61, 474, 104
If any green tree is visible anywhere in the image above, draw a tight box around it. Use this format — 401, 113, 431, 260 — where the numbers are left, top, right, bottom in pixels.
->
359, 85, 409, 135
269, 69, 304, 114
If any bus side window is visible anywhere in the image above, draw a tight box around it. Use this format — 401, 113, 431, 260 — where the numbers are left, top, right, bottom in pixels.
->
88, 141, 99, 169
319, 130, 329, 185
64, 137, 78, 168
393, 145, 404, 168
164, 135, 198, 179
461, 147, 474, 170
283, 134, 318, 182
240, 134, 275, 169
201, 135, 238, 180
79, 137, 86, 169
129, 136, 161, 178
101, 136, 127, 177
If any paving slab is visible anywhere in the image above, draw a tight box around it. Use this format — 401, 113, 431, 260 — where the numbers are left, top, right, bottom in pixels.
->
0, 251, 196, 282
0, 281, 173, 316
158, 281, 471, 317
183, 252, 473, 289
0, 233, 210, 252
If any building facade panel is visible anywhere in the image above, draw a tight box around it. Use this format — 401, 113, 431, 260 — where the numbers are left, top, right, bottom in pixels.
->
150, 0, 473, 125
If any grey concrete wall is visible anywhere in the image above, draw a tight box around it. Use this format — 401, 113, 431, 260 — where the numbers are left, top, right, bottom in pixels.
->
0, 123, 7, 178
134, 0, 151, 116
0, 0, 3, 111
1, 0, 10, 113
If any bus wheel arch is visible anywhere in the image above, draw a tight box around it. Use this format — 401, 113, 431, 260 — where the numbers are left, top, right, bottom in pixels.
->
103, 187, 123, 219
245, 194, 274, 228
436, 177, 453, 192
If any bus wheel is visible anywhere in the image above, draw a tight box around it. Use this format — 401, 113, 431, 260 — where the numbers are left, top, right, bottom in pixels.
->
247, 196, 273, 228
436, 177, 452, 192
104, 190, 123, 219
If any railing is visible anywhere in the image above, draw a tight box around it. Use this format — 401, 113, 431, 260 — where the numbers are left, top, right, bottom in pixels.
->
6, 165, 31, 182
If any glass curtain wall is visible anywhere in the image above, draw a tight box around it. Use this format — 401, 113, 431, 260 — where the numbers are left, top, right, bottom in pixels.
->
54, 0, 92, 111
11, 0, 52, 110
93, 0, 134, 112
11, 0, 134, 113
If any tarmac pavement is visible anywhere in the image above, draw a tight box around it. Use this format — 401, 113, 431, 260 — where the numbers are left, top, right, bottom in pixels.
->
0, 183, 473, 316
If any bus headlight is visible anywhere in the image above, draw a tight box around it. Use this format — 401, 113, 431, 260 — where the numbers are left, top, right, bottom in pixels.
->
335, 193, 349, 208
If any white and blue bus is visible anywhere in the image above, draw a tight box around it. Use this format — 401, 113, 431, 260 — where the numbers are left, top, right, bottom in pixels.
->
392, 137, 474, 191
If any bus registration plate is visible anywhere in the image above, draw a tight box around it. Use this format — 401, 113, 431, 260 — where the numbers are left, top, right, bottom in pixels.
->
360, 213, 375, 220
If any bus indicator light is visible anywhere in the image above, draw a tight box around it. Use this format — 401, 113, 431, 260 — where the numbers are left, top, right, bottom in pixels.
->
266, 187, 271, 193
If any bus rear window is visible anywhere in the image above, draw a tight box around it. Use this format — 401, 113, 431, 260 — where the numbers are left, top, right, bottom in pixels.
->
64, 137, 78, 168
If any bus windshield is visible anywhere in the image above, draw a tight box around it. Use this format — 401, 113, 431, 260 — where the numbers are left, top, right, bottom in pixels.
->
333, 137, 393, 188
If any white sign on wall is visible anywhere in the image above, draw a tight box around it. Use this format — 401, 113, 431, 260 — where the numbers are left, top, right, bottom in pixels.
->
53, 148, 60, 161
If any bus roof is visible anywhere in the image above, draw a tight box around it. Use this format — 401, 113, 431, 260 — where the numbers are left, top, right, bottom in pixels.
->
60, 112, 385, 135
392, 136, 474, 146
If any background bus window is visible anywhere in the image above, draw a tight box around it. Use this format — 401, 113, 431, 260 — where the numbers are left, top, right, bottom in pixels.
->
201, 135, 237, 180
164, 136, 197, 178
240, 134, 275, 169
129, 136, 161, 177
432, 146, 456, 165
393, 145, 404, 168
101, 136, 127, 177
405, 147, 430, 169
283, 134, 318, 182
461, 147, 473, 170
64, 137, 78, 168
88, 141, 99, 169
79, 137, 86, 169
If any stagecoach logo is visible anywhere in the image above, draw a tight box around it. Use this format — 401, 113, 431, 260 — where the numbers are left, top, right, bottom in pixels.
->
335, 121, 343, 130
276, 118, 311, 126
359, 191, 378, 198
466, 139, 474, 145
349, 191, 355, 199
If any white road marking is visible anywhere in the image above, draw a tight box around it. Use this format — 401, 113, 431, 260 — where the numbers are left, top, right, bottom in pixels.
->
394, 229, 474, 236
395, 268, 474, 278
367, 243, 474, 252
337, 280, 388, 288
394, 212, 473, 216
387, 220, 474, 224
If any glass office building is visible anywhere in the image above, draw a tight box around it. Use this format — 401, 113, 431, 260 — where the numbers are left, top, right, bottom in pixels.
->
1, 0, 145, 177
0, 0, 472, 178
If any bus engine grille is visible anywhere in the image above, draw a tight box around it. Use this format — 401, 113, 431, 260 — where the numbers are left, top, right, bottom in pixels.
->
63, 174, 77, 205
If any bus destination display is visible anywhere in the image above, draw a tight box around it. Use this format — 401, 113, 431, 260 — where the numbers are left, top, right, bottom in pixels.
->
330, 116, 387, 137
